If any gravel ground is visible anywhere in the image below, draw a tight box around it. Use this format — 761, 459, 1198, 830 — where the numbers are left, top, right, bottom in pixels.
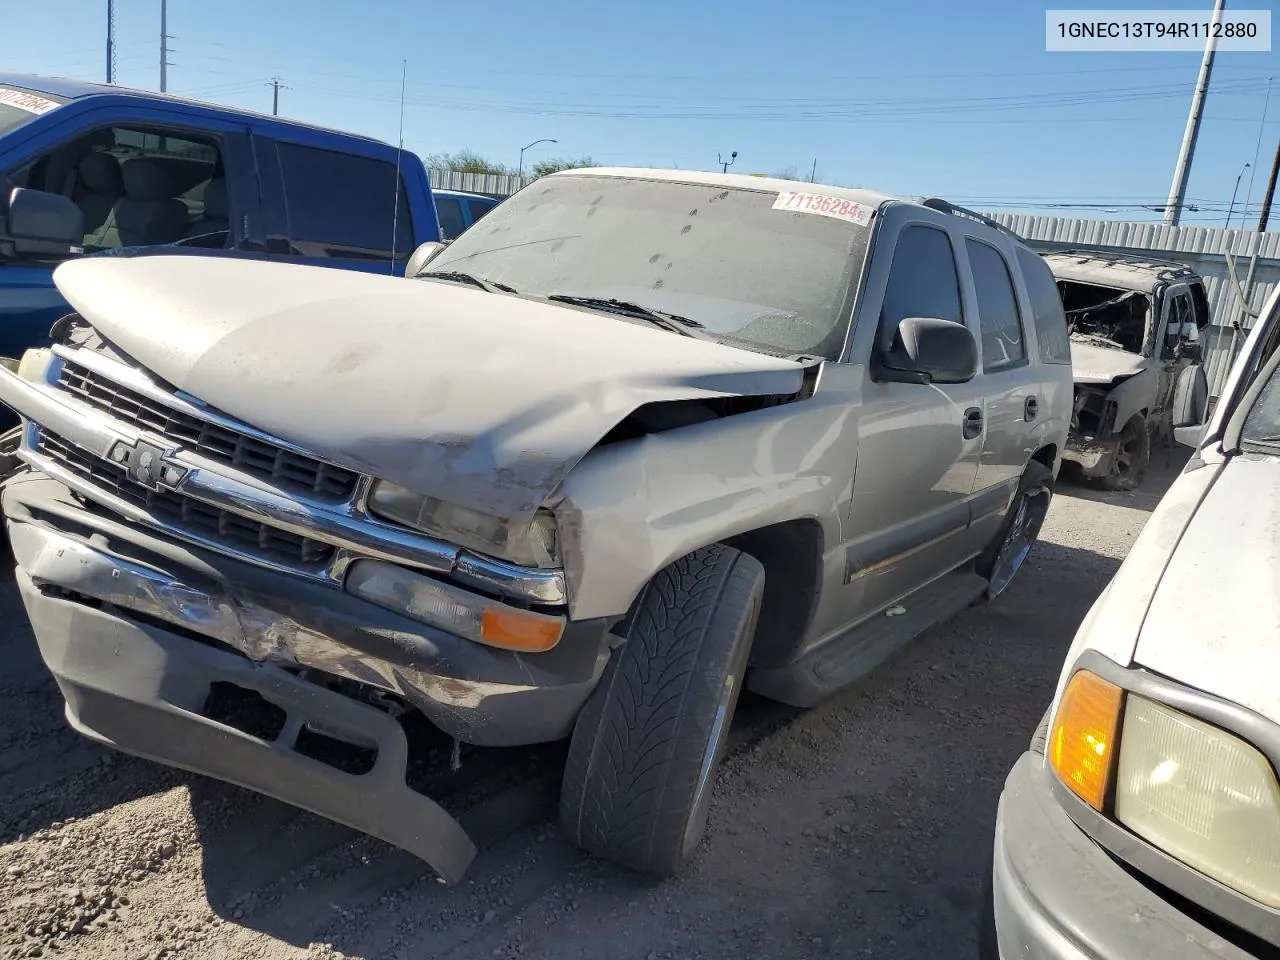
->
0, 454, 1187, 960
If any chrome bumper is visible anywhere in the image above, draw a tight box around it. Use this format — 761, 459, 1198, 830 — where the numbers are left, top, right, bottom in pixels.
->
0, 347, 566, 604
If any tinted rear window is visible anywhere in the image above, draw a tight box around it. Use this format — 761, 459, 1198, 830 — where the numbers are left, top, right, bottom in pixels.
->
1019, 247, 1072, 364
275, 142, 413, 260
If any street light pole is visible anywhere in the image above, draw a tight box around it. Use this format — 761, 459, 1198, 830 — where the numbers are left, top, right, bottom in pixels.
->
518, 138, 558, 179
1225, 161, 1251, 230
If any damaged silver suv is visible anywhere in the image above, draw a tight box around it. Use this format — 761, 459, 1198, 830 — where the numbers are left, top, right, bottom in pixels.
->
0, 170, 1071, 883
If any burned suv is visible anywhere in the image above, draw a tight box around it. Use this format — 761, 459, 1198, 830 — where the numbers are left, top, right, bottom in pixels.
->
1047, 251, 1211, 490
0, 170, 1070, 882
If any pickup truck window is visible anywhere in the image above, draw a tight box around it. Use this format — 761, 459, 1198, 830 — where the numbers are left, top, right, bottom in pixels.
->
276, 142, 413, 260
429, 175, 872, 359
1016, 246, 1071, 365
967, 238, 1026, 371
467, 197, 496, 222
7, 125, 229, 254
878, 225, 964, 349
435, 195, 466, 241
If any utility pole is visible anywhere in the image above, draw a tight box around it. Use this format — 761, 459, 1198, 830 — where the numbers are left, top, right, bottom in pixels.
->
1260, 139, 1280, 231
159, 0, 171, 92
106, 0, 116, 84
809, 158, 818, 183
271, 77, 282, 116
1164, 0, 1226, 226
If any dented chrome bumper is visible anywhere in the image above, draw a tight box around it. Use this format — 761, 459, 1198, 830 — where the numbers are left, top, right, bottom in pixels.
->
2, 477, 613, 881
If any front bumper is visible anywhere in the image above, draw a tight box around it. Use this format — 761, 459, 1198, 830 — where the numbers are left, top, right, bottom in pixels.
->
1061, 432, 1120, 478
989, 752, 1252, 960
3, 475, 614, 882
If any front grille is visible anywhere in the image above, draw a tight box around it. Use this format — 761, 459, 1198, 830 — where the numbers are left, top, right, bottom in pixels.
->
37, 429, 335, 568
56, 361, 359, 500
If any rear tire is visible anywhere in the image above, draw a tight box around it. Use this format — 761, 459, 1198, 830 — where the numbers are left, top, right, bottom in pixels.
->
559, 544, 764, 876
978, 460, 1053, 599
1101, 415, 1150, 491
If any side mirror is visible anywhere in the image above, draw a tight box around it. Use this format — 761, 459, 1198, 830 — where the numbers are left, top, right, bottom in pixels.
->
3, 188, 84, 256
406, 241, 447, 278
1171, 364, 1209, 448
877, 317, 978, 385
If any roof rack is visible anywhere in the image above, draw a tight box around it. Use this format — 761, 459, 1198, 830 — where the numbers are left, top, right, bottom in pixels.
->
918, 198, 1023, 239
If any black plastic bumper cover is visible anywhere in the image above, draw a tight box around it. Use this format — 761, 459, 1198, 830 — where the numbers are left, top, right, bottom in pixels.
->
16, 567, 477, 884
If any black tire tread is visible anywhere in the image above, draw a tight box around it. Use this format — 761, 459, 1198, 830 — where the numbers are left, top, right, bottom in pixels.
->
1101, 415, 1150, 491
560, 544, 764, 875
976, 459, 1054, 581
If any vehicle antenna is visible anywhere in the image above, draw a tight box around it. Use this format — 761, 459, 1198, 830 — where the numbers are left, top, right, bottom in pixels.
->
390, 59, 407, 276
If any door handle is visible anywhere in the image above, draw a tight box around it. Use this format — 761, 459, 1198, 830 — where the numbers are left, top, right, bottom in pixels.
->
962, 406, 984, 440
1024, 396, 1039, 421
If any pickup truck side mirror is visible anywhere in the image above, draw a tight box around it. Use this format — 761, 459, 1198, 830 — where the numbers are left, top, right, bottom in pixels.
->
406, 241, 447, 278
2, 188, 84, 257
877, 316, 978, 385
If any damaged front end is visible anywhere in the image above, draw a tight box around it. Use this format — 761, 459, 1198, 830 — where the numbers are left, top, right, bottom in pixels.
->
1064, 382, 1123, 477
0, 254, 812, 883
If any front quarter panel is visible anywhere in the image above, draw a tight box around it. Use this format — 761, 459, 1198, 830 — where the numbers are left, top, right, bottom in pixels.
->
554, 363, 862, 622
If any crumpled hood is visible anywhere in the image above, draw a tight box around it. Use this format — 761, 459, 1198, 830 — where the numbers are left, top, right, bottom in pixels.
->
1070, 340, 1147, 385
52, 256, 805, 519
1135, 455, 1280, 723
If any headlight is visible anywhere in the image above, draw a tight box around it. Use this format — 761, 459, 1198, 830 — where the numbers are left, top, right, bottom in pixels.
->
367, 481, 559, 568
345, 559, 565, 652
1115, 696, 1280, 908
6, 348, 51, 382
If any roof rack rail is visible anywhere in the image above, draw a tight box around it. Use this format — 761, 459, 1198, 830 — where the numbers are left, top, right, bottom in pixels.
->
918, 198, 1022, 238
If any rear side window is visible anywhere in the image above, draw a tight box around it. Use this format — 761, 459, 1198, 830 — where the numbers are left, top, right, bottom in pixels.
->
967, 239, 1026, 372
435, 196, 466, 240
1017, 247, 1071, 364
467, 197, 496, 223
275, 143, 413, 259
878, 225, 963, 349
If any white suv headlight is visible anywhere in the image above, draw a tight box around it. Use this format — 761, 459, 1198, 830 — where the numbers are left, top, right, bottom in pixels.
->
367, 480, 559, 569
1115, 695, 1280, 907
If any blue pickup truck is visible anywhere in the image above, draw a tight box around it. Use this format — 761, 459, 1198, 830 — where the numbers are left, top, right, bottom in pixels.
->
0, 74, 441, 386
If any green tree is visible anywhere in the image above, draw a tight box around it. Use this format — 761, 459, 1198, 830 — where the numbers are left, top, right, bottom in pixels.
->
530, 156, 598, 177
424, 150, 513, 175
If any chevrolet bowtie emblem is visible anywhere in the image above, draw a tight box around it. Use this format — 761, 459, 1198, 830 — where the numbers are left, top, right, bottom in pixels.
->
111, 439, 187, 491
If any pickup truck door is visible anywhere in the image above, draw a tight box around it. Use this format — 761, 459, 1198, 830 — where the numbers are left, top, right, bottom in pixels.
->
842, 214, 987, 622
0, 103, 258, 422
965, 236, 1035, 503
1154, 283, 1195, 423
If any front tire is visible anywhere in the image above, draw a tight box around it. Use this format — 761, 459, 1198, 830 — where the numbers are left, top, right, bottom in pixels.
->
560, 544, 764, 875
1101, 415, 1150, 491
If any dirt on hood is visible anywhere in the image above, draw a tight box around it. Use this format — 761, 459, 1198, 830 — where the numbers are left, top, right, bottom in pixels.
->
52, 255, 806, 520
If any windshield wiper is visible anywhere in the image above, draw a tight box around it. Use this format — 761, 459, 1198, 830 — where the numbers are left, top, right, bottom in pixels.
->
547, 295, 716, 340
420, 271, 517, 294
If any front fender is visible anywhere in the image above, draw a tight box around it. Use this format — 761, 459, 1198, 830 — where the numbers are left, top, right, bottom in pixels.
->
1106, 366, 1157, 432
553, 374, 861, 622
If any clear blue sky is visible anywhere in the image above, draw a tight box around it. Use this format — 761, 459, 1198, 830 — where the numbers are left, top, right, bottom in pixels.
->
7, 0, 1279, 223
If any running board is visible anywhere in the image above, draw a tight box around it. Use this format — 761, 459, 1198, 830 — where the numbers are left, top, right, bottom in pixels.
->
747, 571, 988, 708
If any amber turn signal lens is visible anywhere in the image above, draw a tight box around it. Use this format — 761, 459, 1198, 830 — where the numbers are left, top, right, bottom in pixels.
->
480, 607, 564, 652
1049, 670, 1124, 811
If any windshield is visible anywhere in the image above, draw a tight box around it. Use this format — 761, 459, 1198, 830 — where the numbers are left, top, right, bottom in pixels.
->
1242, 356, 1280, 446
427, 175, 874, 358
0, 87, 66, 138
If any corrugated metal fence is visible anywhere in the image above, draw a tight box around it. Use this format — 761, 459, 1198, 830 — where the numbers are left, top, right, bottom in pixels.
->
984, 213, 1280, 399
427, 169, 533, 197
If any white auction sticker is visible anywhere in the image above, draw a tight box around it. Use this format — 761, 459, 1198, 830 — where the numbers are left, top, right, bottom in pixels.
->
0, 87, 62, 115
773, 191, 874, 226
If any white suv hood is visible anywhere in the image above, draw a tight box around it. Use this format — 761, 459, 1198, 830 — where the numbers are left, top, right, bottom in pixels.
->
1135, 455, 1280, 723
52, 255, 805, 519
